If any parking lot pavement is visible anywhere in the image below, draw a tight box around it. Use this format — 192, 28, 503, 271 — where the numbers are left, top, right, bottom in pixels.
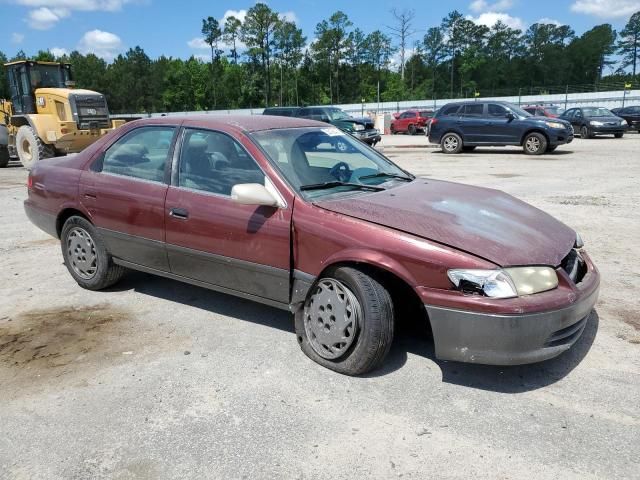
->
1, 135, 639, 479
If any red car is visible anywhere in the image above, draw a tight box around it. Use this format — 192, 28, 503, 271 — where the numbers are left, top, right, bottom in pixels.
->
391, 109, 433, 135
522, 105, 564, 118
24, 115, 599, 375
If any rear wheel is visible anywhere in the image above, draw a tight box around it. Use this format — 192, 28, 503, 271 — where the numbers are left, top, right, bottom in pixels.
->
614, 132, 624, 138
523, 132, 547, 155
295, 266, 394, 376
0, 146, 9, 168
390, 124, 396, 135
408, 124, 417, 135
15, 125, 55, 170
61, 216, 126, 290
441, 132, 463, 154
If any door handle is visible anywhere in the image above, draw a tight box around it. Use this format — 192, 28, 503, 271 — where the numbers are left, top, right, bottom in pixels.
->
84, 192, 97, 199
169, 207, 189, 220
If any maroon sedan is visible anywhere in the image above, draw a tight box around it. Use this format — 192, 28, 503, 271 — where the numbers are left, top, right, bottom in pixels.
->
24, 115, 599, 375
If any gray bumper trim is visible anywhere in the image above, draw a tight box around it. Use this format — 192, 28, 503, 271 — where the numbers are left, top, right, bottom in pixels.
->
425, 282, 599, 365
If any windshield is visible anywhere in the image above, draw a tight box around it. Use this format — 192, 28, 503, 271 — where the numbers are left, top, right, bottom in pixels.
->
582, 107, 613, 117
251, 127, 412, 199
29, 64, 70, 89
545, 106, 563, 115
328, 108, 351, 121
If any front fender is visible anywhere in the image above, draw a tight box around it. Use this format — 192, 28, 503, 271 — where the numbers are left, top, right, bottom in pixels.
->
321, 247, 419, 287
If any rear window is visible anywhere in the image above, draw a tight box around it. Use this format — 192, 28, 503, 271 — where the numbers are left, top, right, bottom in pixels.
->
419, 111, 432, 118
440, 105, 461, 116
462, 104, 484, 116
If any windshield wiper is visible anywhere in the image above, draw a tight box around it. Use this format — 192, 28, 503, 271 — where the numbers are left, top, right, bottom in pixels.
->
300, 181, 385, 192
358, 172, 413, 181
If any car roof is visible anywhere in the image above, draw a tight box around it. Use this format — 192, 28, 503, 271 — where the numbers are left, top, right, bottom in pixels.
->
125, 114, 325, 133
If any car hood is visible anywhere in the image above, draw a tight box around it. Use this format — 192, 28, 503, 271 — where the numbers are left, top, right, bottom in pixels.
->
524, 116, 571, 127
334, 117, 375, 130
315, 179, 576, 267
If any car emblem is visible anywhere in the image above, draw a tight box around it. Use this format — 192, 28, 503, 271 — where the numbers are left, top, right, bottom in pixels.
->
87, 108, 97, 115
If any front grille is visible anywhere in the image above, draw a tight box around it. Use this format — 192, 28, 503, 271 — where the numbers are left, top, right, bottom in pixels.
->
70, 93, 110, 130
545, 315, 589, 347
561, 249, 586, 284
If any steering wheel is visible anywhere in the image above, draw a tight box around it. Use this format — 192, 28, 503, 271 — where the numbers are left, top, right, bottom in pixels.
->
329, 162, 352, 182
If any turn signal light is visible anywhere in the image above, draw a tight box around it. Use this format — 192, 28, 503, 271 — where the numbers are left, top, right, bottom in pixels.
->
27, 174, 33, 189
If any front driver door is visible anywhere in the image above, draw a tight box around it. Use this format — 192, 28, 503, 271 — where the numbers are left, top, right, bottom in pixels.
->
164, 127, 292, 304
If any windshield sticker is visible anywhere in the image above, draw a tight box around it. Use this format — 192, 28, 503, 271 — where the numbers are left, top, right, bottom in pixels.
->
322, 128, 345, 137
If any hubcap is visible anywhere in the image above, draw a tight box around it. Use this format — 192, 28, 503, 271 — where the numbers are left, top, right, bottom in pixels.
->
66, 227, 98, 280
304, 278, 362, 360
443, 135, 458, 151
526, 136, 540, 151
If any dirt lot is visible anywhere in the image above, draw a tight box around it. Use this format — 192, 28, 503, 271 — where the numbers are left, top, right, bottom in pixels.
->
1, 134, 639, 479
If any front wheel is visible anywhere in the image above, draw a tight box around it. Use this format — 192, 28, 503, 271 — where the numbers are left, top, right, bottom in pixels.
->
15, 125, 55, 170
523, 132, 547, 155
441, 133, 463, 154
295, 266, 394, 376
614, 132, 624, 138
408, 124, 417, 135
580, 125, 593, 139
61, 216, 126, 290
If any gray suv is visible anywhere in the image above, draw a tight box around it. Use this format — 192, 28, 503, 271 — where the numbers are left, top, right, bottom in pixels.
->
428, 101, 574, 155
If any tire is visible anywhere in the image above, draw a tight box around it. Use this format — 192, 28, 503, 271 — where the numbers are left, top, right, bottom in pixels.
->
61, 216, 126, 290
295, 266, 394, 376
15, 125, 55, 170
546, 145, 558, 152
580, 125, 593, 139
0, 146, 9, 168
462, 146, 476, 152
390, 125, 396, 135
523, 132, 547, 155
408, 124, 417, 135
614, 132, 624, 138
441, 132, 463, 154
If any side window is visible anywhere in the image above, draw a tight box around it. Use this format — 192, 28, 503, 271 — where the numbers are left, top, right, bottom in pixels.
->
99, 126, 175, 182
564, 109, 575, 119
440, 105, 461, 116
298, 108, 311, 117
400, 112, 411, 119
574, 109, 583, 118
179, 129, 265, 196
462, 104, 484, 117
488, 104, 508, 117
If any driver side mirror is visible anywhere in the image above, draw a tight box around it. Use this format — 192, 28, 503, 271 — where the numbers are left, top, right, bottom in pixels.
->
318, 114, 330, 123
231, 183, 280, 208
505, 112, 515, 120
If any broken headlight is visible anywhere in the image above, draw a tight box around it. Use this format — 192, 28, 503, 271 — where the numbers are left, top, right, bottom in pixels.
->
448, 267, 558, 299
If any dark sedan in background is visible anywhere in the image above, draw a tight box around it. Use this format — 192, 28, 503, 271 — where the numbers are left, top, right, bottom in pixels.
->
560, 107, 628, 138
611, 105, 640, 132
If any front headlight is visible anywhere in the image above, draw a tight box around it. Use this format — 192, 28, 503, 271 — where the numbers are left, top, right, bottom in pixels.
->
448, 267, 558, 299
590, 120, 604, 126
353, 124, 365, 131
546, 121, 565, 129
621, 119, 628, 126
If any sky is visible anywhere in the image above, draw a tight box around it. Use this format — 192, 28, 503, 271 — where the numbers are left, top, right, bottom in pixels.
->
1, 0, 639, 62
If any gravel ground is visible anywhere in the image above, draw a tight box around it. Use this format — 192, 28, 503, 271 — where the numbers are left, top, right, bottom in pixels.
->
0, 133, 639, 480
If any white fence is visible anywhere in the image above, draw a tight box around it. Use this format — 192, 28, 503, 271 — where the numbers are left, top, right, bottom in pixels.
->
113, 89, 640, 120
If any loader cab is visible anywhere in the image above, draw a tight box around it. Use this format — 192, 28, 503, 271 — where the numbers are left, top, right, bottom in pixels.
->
5, 61, 73, 115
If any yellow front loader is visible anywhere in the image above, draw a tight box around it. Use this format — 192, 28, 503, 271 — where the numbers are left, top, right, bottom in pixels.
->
0, 60, 125, 169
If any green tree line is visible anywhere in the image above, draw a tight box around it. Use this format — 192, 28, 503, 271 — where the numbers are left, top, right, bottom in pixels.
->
1, 5, 639, 113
